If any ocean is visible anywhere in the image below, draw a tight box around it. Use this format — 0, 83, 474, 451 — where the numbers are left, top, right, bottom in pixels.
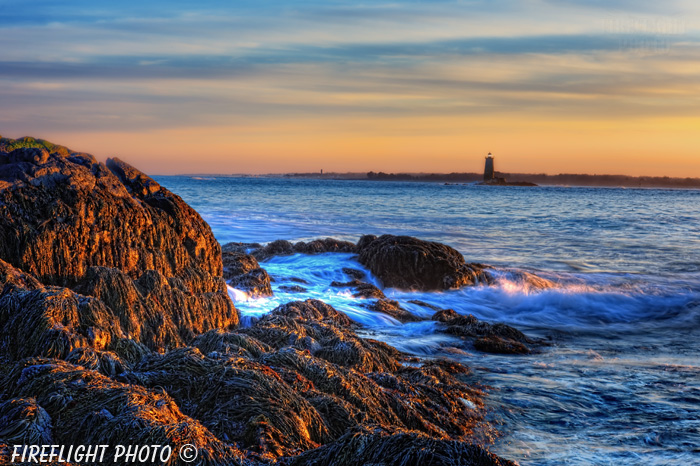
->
154, 176, 700, 465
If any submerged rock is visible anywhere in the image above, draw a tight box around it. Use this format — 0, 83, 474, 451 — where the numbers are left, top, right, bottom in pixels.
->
357, 235, 489, 291
365, 299, 425, 323
330, 279, 386, 299
279, 285, 308, 293
341, 268, 365, 280
433, 311, 532, 355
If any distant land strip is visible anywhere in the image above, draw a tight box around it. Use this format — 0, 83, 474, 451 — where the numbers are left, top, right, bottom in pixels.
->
282, 171, 700, 188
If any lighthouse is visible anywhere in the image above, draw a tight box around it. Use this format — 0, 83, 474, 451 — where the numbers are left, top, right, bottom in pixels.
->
484, 152, 495, 181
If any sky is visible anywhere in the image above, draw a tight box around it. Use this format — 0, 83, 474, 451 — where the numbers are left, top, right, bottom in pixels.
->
1, 0, 699, 176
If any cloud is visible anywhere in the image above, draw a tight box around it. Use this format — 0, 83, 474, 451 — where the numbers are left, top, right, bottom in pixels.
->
2, 0, 699, 172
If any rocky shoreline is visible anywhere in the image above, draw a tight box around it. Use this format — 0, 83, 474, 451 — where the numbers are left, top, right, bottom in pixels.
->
0, 138, 535, 465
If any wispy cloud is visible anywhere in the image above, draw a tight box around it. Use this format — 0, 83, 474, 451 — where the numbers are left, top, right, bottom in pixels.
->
1, 0, 699, 174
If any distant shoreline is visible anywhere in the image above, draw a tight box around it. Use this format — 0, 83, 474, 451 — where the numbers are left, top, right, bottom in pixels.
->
271, 171, 700, 189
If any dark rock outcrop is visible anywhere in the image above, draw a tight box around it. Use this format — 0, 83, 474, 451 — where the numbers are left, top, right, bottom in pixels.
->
223, 251, 273, 297
279, 285, 307, 293
365, 298, 424, 323
252, 238, 356, 261
341, 268, 365, 280
330, 279, 386, 299
357, 235, 489, 291
0, 358, 246, 465
285, 428, 517, 466
433, 311, 532, 355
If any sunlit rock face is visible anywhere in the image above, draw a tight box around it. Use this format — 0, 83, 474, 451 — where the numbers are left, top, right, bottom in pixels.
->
0, 147, 238, 351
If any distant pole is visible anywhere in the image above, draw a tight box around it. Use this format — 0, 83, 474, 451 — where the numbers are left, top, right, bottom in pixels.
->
484, 152, 495, 181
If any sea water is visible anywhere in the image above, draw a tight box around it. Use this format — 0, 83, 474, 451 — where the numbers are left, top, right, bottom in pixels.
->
155, 176, 700, 465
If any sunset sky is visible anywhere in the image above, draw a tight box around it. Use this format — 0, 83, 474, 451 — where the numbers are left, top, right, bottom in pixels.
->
1, 0, 699, 176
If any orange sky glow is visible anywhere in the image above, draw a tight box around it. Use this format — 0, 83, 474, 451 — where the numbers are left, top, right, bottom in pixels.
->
2, 1, 699, 176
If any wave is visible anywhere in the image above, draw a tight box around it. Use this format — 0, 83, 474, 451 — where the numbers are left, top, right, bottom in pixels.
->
228, 253, 700, 335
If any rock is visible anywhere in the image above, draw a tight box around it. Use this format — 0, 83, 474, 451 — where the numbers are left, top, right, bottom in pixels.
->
293, 238, 356, 255
331, 280, 386, 299
0, 151, 225, 290
279, 285, 307, 293
408, 299, 444, 312
0, 398, 54, 444
0, 283, 122, 361
0, 258, 42, 291
474, 336, 530, 355
222, 251, 260, 277
0, 147, 238, 354
330, 279, 363, 288
432, 311, 532, 355
223, 252, 273, 297
74, 266, 236, 348
342, 268, 365, 280
116, 298, 490, 458
253, 238, 356, 260
229, 268, 273, 297
357, 235, 489, 291
286, 428, 518, 466
433, 309, 460, 322
365, 299, 425, 323
0, 358, 246, 465
252, 240, 295, 260
221, 242, 263, 254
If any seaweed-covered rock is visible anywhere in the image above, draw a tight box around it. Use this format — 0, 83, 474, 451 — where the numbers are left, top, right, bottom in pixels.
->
74, 266, 237, 349
252, 240, 296, 260
221, 242, 262, 254
122, 304, 490, 460
241, 300, 399, 372
341, 268, 365, 280
433, 311, 531, 355
0, 148, 237, 334
0, 358, 247, 465
0, 398, 53, 444
330, 280, 386, 299
474, 336, 530, 355
223, 252, 273, 297
293, 239, 356, 255
0, 285, 122, 360
357, 235, 489, 291
279, 285, 307, 293
365, 299, 424, 323
0, 258, 42, 291
252, 238, 356, 261
285, 428, 517, 466
123, 347, 330, 459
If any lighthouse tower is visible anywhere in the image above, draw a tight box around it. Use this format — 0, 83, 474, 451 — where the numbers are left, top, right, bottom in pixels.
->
484, 152, 495, 181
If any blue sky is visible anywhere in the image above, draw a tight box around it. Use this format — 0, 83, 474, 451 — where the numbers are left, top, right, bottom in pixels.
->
1, 0, 698, 175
